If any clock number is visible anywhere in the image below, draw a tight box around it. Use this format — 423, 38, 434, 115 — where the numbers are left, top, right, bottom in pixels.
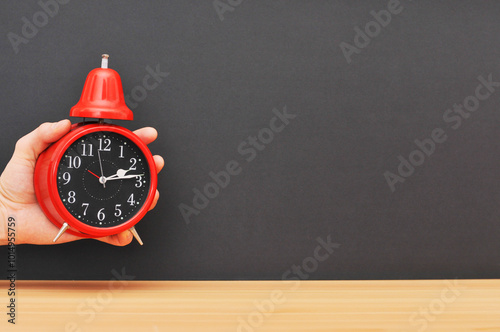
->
119, 145, 124, 158
127, 193, 135, 206
97, 208, 106, 221
62, 172, 71, 185
114, 204, 122, 217
135, 176, 143, 188
82, 143, 94, 157
66, 156, 81, 169
68, 191, 76, 204
129, 158, 137, 170
98, 138, 111, 151
81, 203, 89, 216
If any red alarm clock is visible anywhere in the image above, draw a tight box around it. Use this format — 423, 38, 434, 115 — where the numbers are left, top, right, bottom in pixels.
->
34, 54, 157, 245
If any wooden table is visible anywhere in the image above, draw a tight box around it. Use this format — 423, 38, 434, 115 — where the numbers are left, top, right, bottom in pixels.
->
0, 280, 499, 331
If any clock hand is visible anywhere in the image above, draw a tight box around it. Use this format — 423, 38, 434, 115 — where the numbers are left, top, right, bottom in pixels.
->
97, 149, 106, 188
99, 168, 143, 184
104, 174, 144, 181
106, 168, 130, 179
88, 170, 100, 179
104, 168, 144, 179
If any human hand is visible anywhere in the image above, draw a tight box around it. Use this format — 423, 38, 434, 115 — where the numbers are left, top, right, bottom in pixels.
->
0, 119, 164, 246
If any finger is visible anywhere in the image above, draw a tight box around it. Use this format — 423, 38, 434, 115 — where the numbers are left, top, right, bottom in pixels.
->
133, 127, 158, 145
153, 155, 164, 174
149, 190, 160, 211
95, 231, 133, 246
14, 120, 71, 163
32, 229, 85, 245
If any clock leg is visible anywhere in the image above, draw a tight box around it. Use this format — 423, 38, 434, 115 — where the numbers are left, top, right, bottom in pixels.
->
129, 226, 144, 245
53, 223, 69, 243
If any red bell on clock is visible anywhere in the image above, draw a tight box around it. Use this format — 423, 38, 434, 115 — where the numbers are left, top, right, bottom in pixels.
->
34, 54, 158, 245
70, 54, 133, 120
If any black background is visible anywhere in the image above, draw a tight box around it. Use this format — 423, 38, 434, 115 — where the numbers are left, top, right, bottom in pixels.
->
1, 0, 500, 280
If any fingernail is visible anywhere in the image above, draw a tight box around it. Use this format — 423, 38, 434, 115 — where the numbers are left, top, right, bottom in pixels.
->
51, 120, 61, 129
52, 120, 67, 130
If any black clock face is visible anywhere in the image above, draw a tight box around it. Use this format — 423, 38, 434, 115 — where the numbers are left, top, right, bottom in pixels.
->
56, 131, 151, 228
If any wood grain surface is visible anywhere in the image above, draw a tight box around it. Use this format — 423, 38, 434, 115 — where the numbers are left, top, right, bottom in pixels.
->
0, 279, 499, 331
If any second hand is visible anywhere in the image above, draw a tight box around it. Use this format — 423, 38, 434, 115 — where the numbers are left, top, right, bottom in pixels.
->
88, 170, 100, 179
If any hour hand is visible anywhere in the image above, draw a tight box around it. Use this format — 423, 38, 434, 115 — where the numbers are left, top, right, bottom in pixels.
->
105, 174, 144, 181
103, 169, 144, 181
106, 168, 130, 179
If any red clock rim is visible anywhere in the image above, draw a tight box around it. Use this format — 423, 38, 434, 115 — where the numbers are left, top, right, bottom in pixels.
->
47, 123, 158, 237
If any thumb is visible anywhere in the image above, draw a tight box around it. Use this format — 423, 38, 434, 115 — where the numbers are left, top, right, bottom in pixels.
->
13, 120, 72, 163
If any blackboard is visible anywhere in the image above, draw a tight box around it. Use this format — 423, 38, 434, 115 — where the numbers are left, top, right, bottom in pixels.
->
1, 0, 500, 280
